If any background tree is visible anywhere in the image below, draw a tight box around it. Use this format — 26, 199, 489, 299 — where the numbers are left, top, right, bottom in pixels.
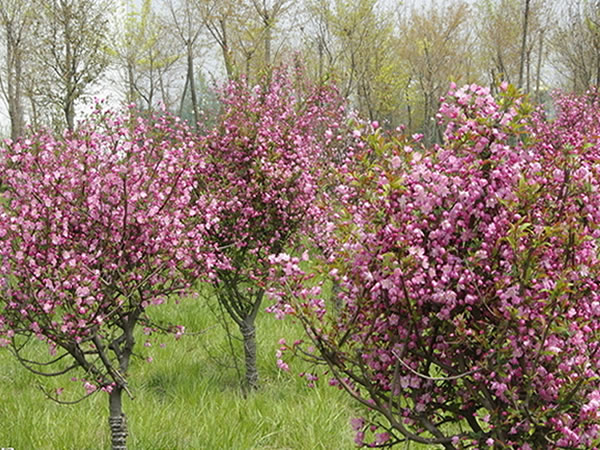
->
30, 0, 111, 130
194, 0, 243, 79
399, 0, 472, 143
248, 0, 293, 75
164, 0, 204, 125
299, 0, 406, 125
298, 0, 334, 86
110, 0, 181, 112
476, 0, 523, 88
0, 0, 34, 139
551, 0, 600, 92
518, 0, 532, 88
195, 0, 296, 83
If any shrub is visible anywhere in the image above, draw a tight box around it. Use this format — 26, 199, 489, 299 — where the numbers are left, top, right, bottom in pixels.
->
0, 107, 205, 449
271, 85, 600, 448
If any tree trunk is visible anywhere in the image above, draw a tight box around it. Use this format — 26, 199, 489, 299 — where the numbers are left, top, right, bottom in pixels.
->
518, 0, 531, 89
218, 282, 263, 390
28, 93, 39, 130
187, 42, 199, 128
240, 316, 258, 391
107, 316, 136, 450
596, 48, 600, 87
526, 48, 531, 94
239, 289, 264, 391
218, 18, 235, 80
64, 98, 75, 131
318, 39, 323, 84
264, 17, 272, 70
6, 30, 25, 140
179, 69, 189, 117
127, 61, 136, 105
422, 91, 432, 144
108, 387, 128, 450
535, 29, 544, 103
64, 9, 75, 131
11, 50, 23, 139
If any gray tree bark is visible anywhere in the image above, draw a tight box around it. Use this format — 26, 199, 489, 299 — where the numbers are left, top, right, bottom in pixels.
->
187, 42, 200, 128
240, 317, 259, 390
518, 0, 531, 89
108, 387, 127, 450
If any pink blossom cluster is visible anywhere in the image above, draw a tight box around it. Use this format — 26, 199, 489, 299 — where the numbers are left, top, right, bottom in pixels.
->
195, 69, 347, 282
271, 85, 600, 448
0, 107, 208, 390
0, 68, 349, 398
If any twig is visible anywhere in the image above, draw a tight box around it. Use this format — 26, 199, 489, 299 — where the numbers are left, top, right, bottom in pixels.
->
391, 349, 479, 381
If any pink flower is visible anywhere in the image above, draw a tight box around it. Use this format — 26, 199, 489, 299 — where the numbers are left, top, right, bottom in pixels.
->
350, 417, 365, 431
83, 382, 96, 395
276, 359, 289, 371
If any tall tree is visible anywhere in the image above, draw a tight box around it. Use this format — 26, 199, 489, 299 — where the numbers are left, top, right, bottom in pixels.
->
0, 0, 33, 139
31, 0, 111, 130
195, 0, 296, 83
477, 0, 520, 86
194, 0, 242, 79
249, 0, 293, 72
299, 0, 334, 85
300, 0, 406, 125
476, 0, 549, 94
518, 0, 532, 88
164, 0, 203, 126
109, 0, 180, 111
552, 0, 600, 92
399, 0, 472, 142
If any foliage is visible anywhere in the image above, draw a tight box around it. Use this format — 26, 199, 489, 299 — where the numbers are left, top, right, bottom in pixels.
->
198, 67, 346, 268
0, 105, 206, 447
30, 0, 112, 130
191, 66, 348, 389
270, 84, 600, 448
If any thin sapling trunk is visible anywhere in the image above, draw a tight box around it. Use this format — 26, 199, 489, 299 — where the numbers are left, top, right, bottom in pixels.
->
240, 315, 259, 390
218, 281, 264, 391
109, 386, 127, 450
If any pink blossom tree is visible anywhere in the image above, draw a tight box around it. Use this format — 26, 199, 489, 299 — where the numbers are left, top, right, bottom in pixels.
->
271, 85, 600, 448
0, 107, 205, 450
192, 67, 347, 390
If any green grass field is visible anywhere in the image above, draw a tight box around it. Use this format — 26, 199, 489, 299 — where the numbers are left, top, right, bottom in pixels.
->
0, 296, 359, 449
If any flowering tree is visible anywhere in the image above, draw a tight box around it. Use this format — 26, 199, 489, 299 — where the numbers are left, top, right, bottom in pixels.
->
0, 107, 204, 450
193, 68, 346, 390
271, 85, 600, 448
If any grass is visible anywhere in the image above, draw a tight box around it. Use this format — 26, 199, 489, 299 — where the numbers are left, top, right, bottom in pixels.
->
0, 296, 359, 449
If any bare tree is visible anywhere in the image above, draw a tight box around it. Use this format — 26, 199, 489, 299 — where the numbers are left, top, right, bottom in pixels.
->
476, 0, 550, 95
250, 0, 292, 70
518, 0, 532, 88
194, 0, 242, 78
109, 0, 181, 112
299, 0, 406, 124
164, 0, 204, 126
31, 0, 111, 130
401, 0, 472, 142
551, 0, 600, 92
0, 0, 34, 139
